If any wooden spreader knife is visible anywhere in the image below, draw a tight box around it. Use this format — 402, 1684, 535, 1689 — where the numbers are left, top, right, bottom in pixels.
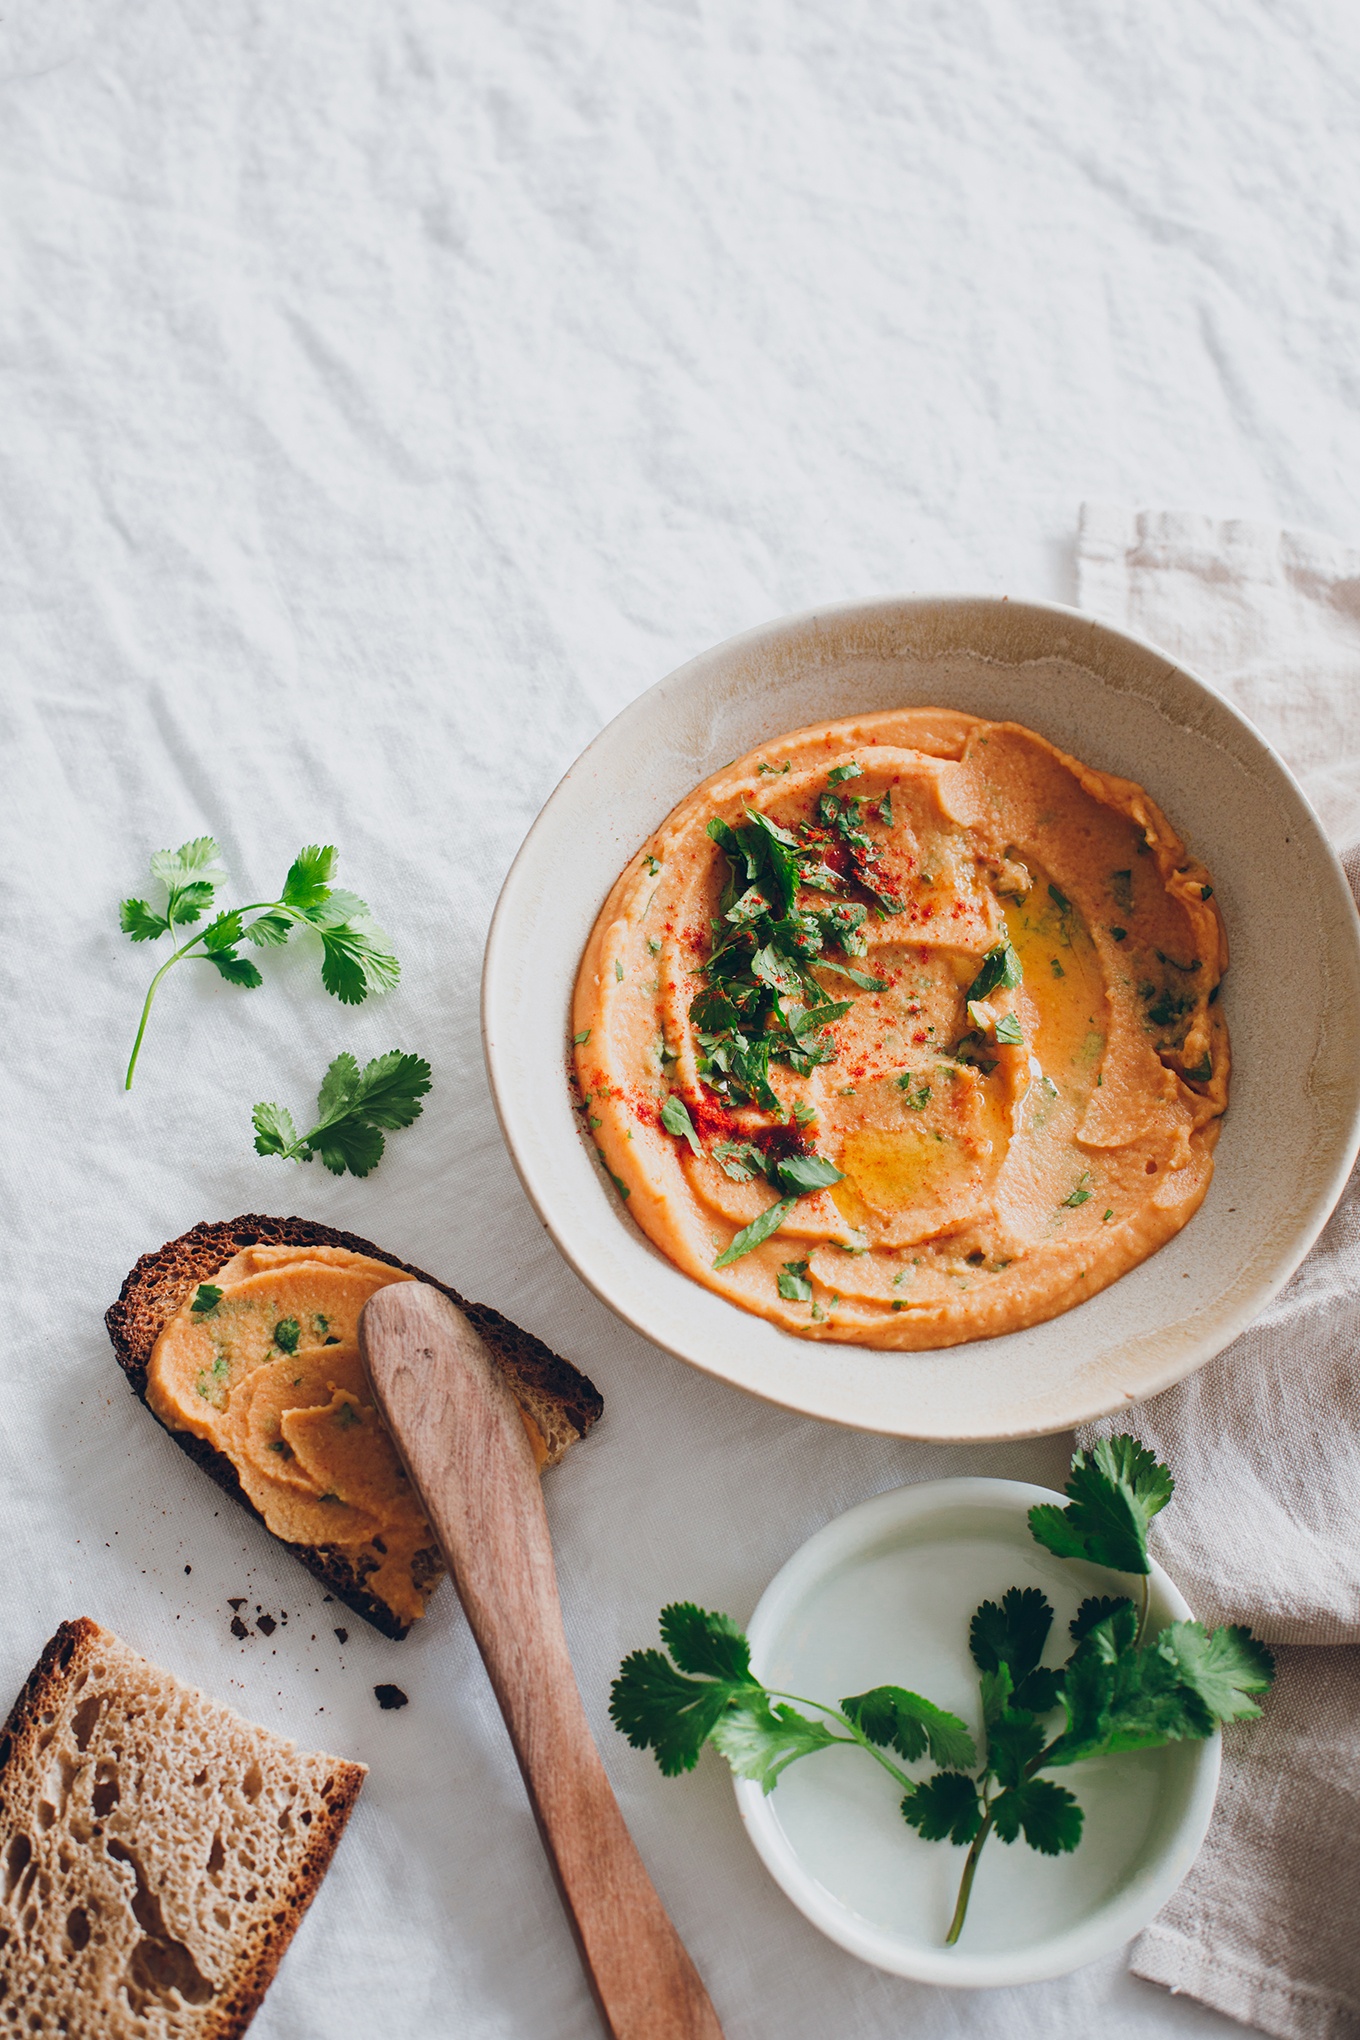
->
359, 1282, 726, 2040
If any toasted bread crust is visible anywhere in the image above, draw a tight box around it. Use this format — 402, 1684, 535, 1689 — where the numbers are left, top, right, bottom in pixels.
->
106, 1216, 603, 1640
0, 1618, 365, 2040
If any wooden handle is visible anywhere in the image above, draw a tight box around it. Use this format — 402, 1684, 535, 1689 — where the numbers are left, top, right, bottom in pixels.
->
359, 1283, 725, 2040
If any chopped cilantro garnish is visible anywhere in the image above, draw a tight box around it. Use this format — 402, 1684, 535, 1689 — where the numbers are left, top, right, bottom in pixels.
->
614, 959, 624, 982
994, 1013, 1024, 1045
1109, 927, 1127, 942
713, 1195, 798, 1267
771, 1153, 843, 1196
792, 1098, 817, 1128
1061, 1173, 1092, 1208
573, 1028, 591, 1045
777, 1260, 813, 1302
1048, 884, 1071, 911
596, 1147, 631, 1199
1102, 1209, 1113, 1222
826, 761, 863, 785
713, 1138, 764, 1182
1050, 958, 1065, 979
966, 941, 1022, 1003
644, 855, 661, 875
661, 1094, 703, 1157
190, 1283, 223, 1317
1200, 885, 1213, 901
273, 1318, 301, 1354
897, 1073, 931, 1111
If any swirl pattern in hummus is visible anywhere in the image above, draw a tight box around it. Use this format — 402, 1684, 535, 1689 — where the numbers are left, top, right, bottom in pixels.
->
572, 710, 1229, 1349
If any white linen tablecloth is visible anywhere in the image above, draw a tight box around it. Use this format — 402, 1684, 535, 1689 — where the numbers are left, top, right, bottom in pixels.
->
4, 6, 1360, 2037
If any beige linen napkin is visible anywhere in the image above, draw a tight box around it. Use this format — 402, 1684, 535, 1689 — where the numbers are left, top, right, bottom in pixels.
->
1075, 505, 1360, 2040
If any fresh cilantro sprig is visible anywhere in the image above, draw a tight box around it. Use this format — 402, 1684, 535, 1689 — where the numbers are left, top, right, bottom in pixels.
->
611, 1436, 1273, 1946
252, 1050, 432, 1177
119, 840, 399, 1087
610, 1603, 976, 1793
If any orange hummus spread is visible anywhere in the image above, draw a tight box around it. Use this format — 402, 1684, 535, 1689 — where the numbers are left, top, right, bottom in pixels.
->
571, 709, 1230, 1350
146, 1244, 548, 1624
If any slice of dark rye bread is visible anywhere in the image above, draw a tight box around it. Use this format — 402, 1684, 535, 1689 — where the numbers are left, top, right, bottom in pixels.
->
0, 1617, 364, 2040
105, 1215, 604, 1642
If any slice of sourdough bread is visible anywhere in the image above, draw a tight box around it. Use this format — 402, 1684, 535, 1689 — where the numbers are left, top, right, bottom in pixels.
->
0, 1618, 364, 2040
105, 1214, 604, 1640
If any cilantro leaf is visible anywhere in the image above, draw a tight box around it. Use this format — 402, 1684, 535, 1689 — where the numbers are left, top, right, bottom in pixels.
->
660, 1603, 753, 1682
772, 1153, 844, 1196
710, 1696, 842, 1791
335, 1048, 432, 1129
967, 941, 1023, 1002
979, 1663, 1013, 1728
1070, 1595, 1133, 1644
243, 911, 293, 948
610, 1605, 761, 1776
815, 960, 889, 992
985, 1709, 1046, 1788
609, 1650, 748, 1776
902, 1772, 983, 1846
251, 1100, 298, 1156
714, 1138, 765, 1182
253, 1051, 431, 1178
315, 917, 400, 1004
661, 1094, 703, 1157
190, 1283, 223, 1316
841, 1687, 977, 1770
826, 761, 863, 786
281, 844, 337, 911
1028, 1436, 1173, 1575
119, 898, 169, 942
713, 1195, 797, 1268
991, 1777, 1083, 1855
969, 1587, 1054, 1682
313, 1119, 387, 1178
201, 909, 244, 952
316, 1050, 362, 1120
1156, 1622, 1275, 1724
1045, 1608, 1212, 1766
993, 1012, 1024, 1045
149, 836, 228, 901
1012, 1666, 1064, 1713
778, 1260, 813, 1302
205, 952, 265, 988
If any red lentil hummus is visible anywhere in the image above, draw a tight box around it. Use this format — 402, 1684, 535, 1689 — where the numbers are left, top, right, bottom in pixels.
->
571, 709, 1229, 1349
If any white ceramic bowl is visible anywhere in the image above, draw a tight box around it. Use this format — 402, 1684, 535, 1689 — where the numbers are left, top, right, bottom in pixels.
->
482, 595, 1360, 1439
735, 1475, 1219, 1987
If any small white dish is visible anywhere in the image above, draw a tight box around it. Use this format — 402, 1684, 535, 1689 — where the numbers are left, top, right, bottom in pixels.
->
482, 595, 1360, 1438
734, 1475, 1219, 1987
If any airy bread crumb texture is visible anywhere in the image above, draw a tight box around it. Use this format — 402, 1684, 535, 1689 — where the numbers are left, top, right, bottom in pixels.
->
0, 1620, 364, 2039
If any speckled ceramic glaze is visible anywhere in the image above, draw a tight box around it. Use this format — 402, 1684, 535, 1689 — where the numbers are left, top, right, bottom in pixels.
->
481, 596, 1360, 1440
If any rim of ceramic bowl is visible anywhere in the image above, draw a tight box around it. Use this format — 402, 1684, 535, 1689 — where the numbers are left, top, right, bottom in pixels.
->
482, 593, 1360, 1439
734, 1474, 1221, 1988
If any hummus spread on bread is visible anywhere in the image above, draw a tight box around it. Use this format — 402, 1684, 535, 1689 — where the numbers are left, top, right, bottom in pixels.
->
147, 1244, 548, 1623
571, 709, 1229, 1349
